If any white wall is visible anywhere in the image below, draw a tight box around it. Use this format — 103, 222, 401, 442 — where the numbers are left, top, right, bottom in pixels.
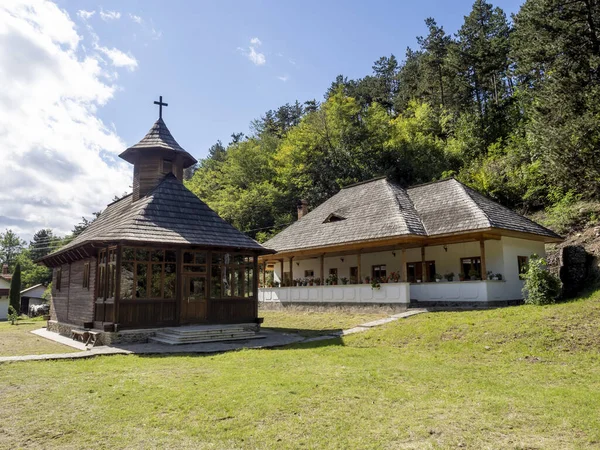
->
259, 283, 410, 306
501, 237, 546, 301
0, 297, 8, 320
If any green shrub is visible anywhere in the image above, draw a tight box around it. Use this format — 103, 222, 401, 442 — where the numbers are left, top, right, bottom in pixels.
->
8, 305, 19, 325
522, 254, 561, 305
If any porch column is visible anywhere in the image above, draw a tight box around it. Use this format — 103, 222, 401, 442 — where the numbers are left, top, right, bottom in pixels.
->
421, 247, 426, 282
480, 240, 487, 281
262, 262, 266, 287
357, 253, 362, 283
289, 257, 294, 286
279, 259, 284, 286
401, 249, 407, 282
319, 254, 324, 283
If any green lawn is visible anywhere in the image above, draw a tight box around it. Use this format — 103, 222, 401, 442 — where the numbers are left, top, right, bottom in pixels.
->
0, 317, 77, 357
1, 293, 600, 449
260, 309, 388, 336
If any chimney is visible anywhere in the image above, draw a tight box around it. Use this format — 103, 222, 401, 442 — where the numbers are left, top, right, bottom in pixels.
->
2, 264, 8, 275
297, 199, 308, 220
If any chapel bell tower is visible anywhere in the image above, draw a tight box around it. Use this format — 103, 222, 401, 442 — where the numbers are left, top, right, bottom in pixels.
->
119, 96, 197, 201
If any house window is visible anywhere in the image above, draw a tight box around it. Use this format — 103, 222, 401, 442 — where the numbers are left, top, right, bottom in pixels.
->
350, 267, 359, 283
83, 262, 90, 289
121, 247, 178, 300
518, 256, 529, 278
461, 257, 481, 279
329, 268, 338, 276
372, 265, 387, 280
162, 159, 173, 174
56, 267, 62, 292
304, 270, 314, 277
406, 261, 436, 282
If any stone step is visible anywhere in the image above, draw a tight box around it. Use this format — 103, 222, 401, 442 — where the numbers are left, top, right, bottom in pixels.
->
154, 331, 257, 342
160, 323, 256, 336
149, 333, 265, 346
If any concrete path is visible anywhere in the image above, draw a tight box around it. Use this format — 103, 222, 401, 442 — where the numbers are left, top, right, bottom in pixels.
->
0, 308, 428, 364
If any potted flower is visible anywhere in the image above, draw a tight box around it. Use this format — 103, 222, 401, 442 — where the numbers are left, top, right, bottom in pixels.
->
486, 271, 494, 280
495, 273, 503, 281
327, 274, 338, 285
370, 278, 381, 290
459, 272, 465, 281
416, 279, 422, 283
364, 276, 371, 284
468, 268, 480, 280
340, 277, 349, 285
315, 277, 321, 286
435, 273, 443, 282
390, 272, 400, 283
444, 272, 454, 282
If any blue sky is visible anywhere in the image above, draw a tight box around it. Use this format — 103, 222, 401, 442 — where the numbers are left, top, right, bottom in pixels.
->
59, 0, 524, 160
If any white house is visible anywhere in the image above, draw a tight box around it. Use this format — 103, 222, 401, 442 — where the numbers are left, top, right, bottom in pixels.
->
258, 177, 562, 308
0, 265, 12, 320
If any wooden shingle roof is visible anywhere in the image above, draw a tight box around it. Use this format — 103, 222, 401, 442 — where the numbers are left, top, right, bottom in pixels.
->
42, 174, 267, 261
119, 118, 197, 168
263, 178, 561, 253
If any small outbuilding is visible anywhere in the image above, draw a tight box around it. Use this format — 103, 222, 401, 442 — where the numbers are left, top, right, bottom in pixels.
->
39, 100, 271, 338
0, 265, 11, 321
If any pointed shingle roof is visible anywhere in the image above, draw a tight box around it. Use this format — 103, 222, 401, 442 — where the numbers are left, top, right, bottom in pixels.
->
263, 178, 562, 253
41, 175, 268, 262
119, 118, 197, 168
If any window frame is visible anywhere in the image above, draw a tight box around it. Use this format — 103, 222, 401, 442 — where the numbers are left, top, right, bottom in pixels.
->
517, 256, 529, 278
83, 262, 90, 289
460, 256, 482, 279
372, 264, 387, 280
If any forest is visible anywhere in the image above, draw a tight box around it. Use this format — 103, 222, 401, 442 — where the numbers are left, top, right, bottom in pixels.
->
185, 0, 600, 243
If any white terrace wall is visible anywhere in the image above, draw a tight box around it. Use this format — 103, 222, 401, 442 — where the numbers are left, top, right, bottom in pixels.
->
259, 283, 410, 307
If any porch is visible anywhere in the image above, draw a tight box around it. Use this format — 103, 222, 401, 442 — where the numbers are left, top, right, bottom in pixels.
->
258, 234, 546, 305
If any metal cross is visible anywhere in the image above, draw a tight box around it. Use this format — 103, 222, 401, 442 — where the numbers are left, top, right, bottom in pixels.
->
153, 96, 168, 119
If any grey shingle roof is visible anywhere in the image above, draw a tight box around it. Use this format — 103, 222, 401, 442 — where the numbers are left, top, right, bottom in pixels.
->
119, 118, 197, 167
263, 178, 561, 253
263, 178, 427, 253
44, 174, 267, 259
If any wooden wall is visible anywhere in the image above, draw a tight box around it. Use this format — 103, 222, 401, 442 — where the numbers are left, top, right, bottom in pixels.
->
50, 258, 96, 327
132, 153, 185, 201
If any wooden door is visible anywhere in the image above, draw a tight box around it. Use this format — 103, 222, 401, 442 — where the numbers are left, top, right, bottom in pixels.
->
180, 275, 207, 323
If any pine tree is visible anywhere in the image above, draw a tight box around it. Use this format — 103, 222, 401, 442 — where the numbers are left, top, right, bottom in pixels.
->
9, 262, 21, 314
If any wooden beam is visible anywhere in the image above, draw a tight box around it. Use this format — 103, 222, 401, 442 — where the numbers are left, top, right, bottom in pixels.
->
279, 259, 284, 286
289, 257, 294, 286
421, 247, 426, 282
401, 249, 407, 282
357, 253, 361, 283
262, 262, 266, 288
319, 254, 324, 284
480, 239, 487, 281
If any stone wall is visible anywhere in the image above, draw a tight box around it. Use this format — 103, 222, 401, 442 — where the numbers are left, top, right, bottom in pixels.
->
560, 245, 591, 298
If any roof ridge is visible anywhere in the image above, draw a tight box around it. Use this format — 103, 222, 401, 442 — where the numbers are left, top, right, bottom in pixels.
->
453, 179, 493, 228
341, 176, 387, 189
384, 180, 416, 234
406, 176, 455, 190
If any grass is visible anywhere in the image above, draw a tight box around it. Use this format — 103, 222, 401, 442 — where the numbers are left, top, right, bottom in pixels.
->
260, 309, 388, 336
1, 293, 600, 448
0, 317, 77, 357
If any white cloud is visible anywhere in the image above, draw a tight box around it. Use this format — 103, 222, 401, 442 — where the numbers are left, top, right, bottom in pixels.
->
99, 9, 121, 21
96, 46, 138, 71
77, 10, 95, 20
288, 58, 296, 65
151, 28, 162, 40
129, 13, 142, 24
238, 38, 266, 66
0, 0, 134, 238
277, 74, 289, 82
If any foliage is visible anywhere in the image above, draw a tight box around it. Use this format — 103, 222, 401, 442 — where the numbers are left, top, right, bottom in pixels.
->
522, 254, 562, 305
9, 263, 21, 313
7, 306, 19, 325
42, 282, 52, 302
0, 229, 25, 271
